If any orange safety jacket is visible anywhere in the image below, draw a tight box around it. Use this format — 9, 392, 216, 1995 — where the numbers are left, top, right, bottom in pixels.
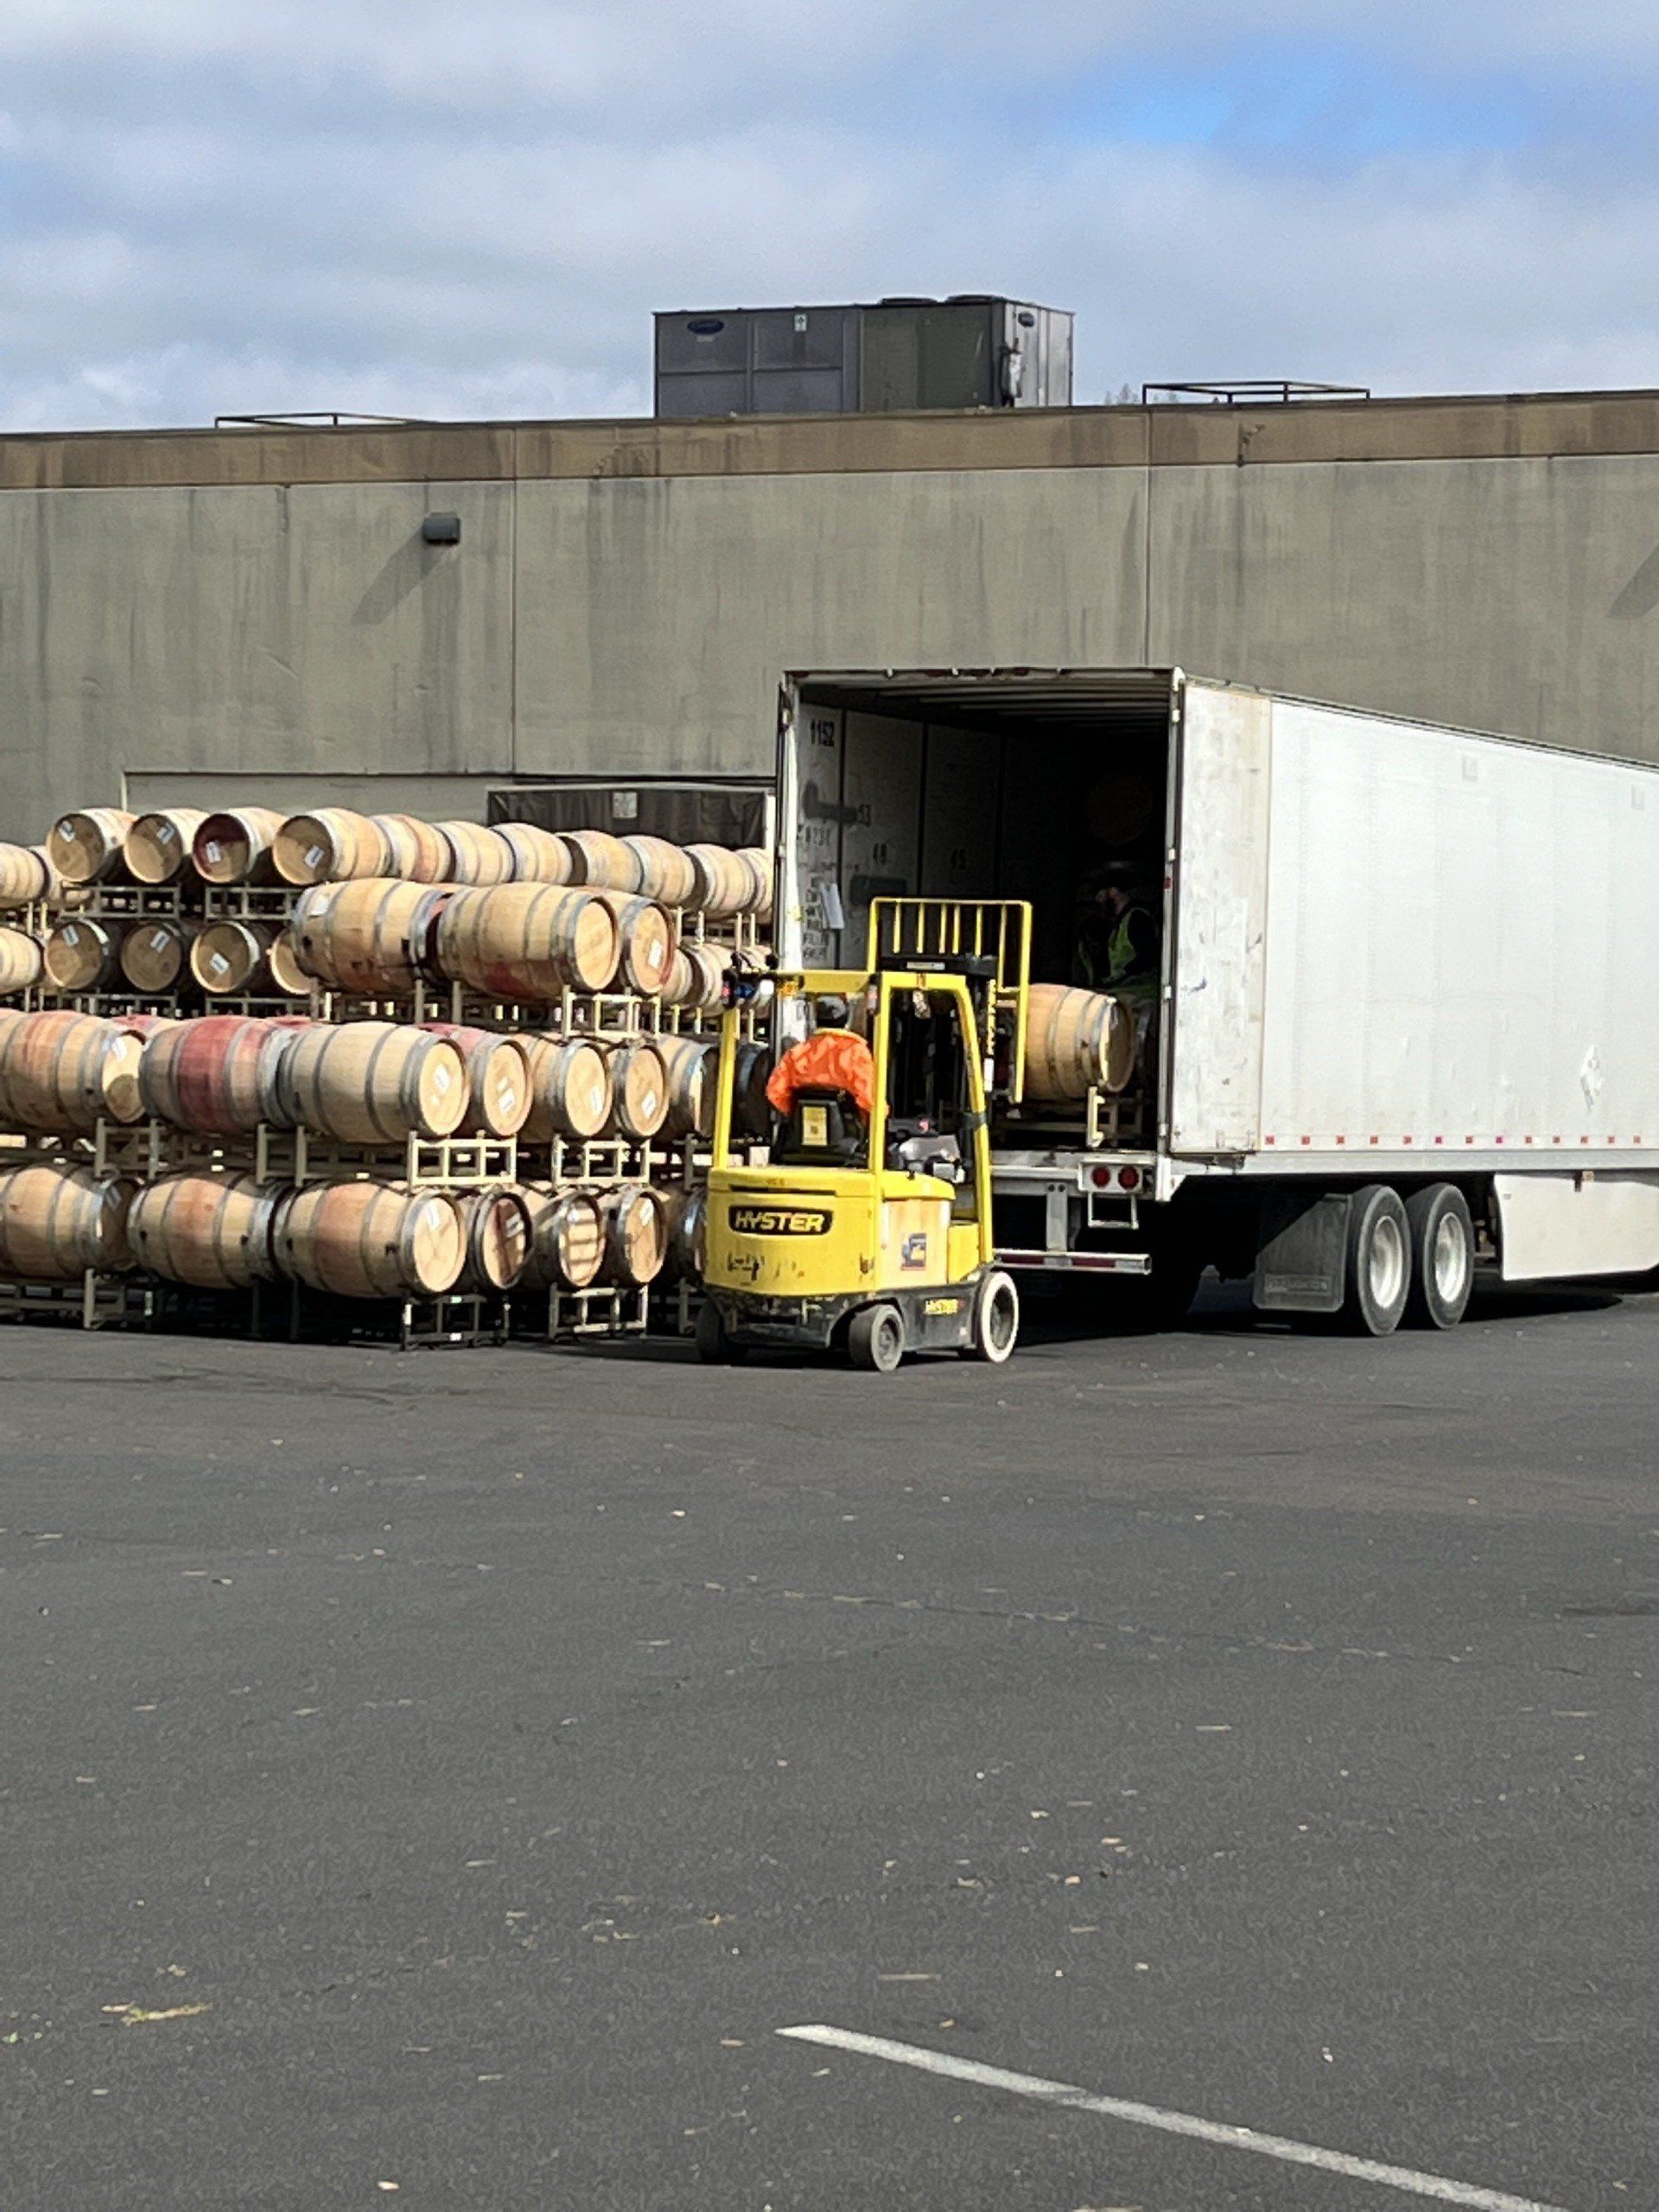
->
765, 1030, 876, 1120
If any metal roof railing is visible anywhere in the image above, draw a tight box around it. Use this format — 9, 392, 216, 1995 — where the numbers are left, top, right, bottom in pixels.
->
1141, 380, 1371, 406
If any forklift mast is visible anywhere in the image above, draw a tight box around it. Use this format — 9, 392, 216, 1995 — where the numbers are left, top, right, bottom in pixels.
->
867, 897, 1033, 1106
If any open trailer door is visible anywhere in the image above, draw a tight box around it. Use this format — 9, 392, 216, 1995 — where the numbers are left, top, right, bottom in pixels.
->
1163, 675, 1272, 1159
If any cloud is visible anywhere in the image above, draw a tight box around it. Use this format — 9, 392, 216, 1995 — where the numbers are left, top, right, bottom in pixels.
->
2, 3, 1657, 429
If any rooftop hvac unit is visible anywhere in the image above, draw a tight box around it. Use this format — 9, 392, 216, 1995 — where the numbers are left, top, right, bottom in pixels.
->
653, 296, 1072, 420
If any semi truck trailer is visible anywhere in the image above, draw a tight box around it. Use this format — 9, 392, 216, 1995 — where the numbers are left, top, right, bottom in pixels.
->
769, 667, 1659, 1334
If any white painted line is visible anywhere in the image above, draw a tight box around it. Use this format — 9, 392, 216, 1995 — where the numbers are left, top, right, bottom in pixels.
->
775, 2025, 1569, 2212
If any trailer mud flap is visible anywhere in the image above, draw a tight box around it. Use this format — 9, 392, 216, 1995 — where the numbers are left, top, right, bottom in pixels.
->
1252, 1191, 1348, 1313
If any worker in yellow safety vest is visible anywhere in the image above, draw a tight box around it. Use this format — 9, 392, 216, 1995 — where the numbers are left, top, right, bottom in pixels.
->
1076, 862, 1158, 995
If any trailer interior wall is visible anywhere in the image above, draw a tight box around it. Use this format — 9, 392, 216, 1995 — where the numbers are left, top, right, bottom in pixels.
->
787, 673, 1175, 988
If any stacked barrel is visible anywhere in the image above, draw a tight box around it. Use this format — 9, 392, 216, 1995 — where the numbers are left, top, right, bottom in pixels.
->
34, 806, 311, 1017
0, 802, 772, 1339
0, 842, 58, 1006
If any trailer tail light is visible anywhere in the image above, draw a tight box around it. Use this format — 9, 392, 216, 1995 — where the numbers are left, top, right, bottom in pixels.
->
1090, 1166, 1113, 1187
1116, 1166, 1141, 1191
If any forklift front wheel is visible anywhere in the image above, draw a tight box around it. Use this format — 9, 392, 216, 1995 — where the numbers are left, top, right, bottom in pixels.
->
966, 1269, 1020, 1363
848, 1303, 906, 1374
696, 1299, 747, 1364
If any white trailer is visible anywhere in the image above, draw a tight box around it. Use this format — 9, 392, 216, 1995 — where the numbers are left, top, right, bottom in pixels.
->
774, 668, 1659, 1333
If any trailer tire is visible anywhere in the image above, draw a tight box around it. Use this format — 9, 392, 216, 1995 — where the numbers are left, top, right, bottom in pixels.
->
965, 1270, 1020, 1363
849, 1302, 905, 1374
1403, 1184, 1474, 1330
1342, 1184, 1412, 1336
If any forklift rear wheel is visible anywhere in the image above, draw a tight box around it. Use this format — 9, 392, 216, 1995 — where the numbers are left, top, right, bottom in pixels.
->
696, 1299, 747, 1364
966, 1269, 1020, 1363
848, 1303, 905, 1374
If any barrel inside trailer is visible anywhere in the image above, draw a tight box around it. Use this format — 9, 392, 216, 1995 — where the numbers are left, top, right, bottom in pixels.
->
785, 668, 1176, 1002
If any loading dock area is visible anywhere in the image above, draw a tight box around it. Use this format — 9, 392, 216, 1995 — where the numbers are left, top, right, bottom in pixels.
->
3, 1282, 1649, 2209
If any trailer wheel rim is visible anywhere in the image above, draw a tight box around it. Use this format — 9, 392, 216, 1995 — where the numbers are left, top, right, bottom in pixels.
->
1368, 1212, 1407, 1311
1432, 1211, 1469, 1305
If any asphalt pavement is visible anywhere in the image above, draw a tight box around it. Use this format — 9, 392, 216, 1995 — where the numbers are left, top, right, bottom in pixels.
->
1, 1278, 1655, 2210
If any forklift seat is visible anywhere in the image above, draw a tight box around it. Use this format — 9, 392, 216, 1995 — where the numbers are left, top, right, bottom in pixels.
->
773, 1085, 867, 1166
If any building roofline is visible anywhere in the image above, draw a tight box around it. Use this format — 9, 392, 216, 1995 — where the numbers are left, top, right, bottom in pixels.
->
6, 385, 1659, 490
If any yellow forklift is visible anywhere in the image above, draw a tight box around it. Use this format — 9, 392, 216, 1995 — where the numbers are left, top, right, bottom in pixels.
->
697, 925, 1020, 1372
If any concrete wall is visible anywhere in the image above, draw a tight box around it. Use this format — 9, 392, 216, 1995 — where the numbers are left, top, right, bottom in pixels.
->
5, 397, 1659, 838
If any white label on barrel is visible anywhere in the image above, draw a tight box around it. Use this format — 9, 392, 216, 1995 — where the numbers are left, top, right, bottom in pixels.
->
56, 819, 72, 837
642, 1089, 659, 1117
62, 925, 78, 945
210, 950, 229, 976
500, 1084, 518, 1113
157, 823, 176, 845
205, 841, 222, 862
645, 942, 664, 974
306, 843, 325, 868
150, 929, 168, 951
433, 1064, 451, 1093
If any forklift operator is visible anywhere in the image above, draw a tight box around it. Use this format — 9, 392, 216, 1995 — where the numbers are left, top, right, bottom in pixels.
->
765, 996, 876, 1122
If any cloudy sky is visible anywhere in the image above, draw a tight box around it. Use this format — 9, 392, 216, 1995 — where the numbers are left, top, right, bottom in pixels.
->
2, 0, 1654, 429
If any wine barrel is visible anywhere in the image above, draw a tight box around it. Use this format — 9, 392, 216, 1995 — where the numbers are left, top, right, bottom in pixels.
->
417, 1023, 531, 1137
436, 821, 517, 887
369, 813, 453, 884
48, 808, 135, 886
657, 1033, 717, 1140
557, 830, 641, 893
128, 1173, 279, 1288
111, 1011, 180, 1044
193, 806, 286, 886
519, 1035, 612, 1143
0, 843, 54, 911
266, 932, 312, 999
598, 1184, 669, 1286
454, 1185, 532, 1292
120, 918, 193, 995
125, 809, 207, 885
675, 1185, 707, 1280
731, 1039, 774, 1137
661, 940, 727, 1012
657, 1183, 708, 1281
276, 1020, 468, 1143
683, 843, 754, 918
433, 884, 619, 1001
617, 836, 696, 908
139, 1014, 302, 1134
734, 847, 774, 919
1023, 982, 1137, 1100
191, 919, 265, 995
42, 918, 123, 993
602, 1038, 669, 1142
289, 877, 449, 993
0, 1162, 137, 1279
496, 822, 574, 884
272, 809, 390, 887
521, 1185, 605, 1289
600, 893, 676, 997
0, 1012, 145, 1131
273, 1181, 465, 1298
0, 929, 43, 998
